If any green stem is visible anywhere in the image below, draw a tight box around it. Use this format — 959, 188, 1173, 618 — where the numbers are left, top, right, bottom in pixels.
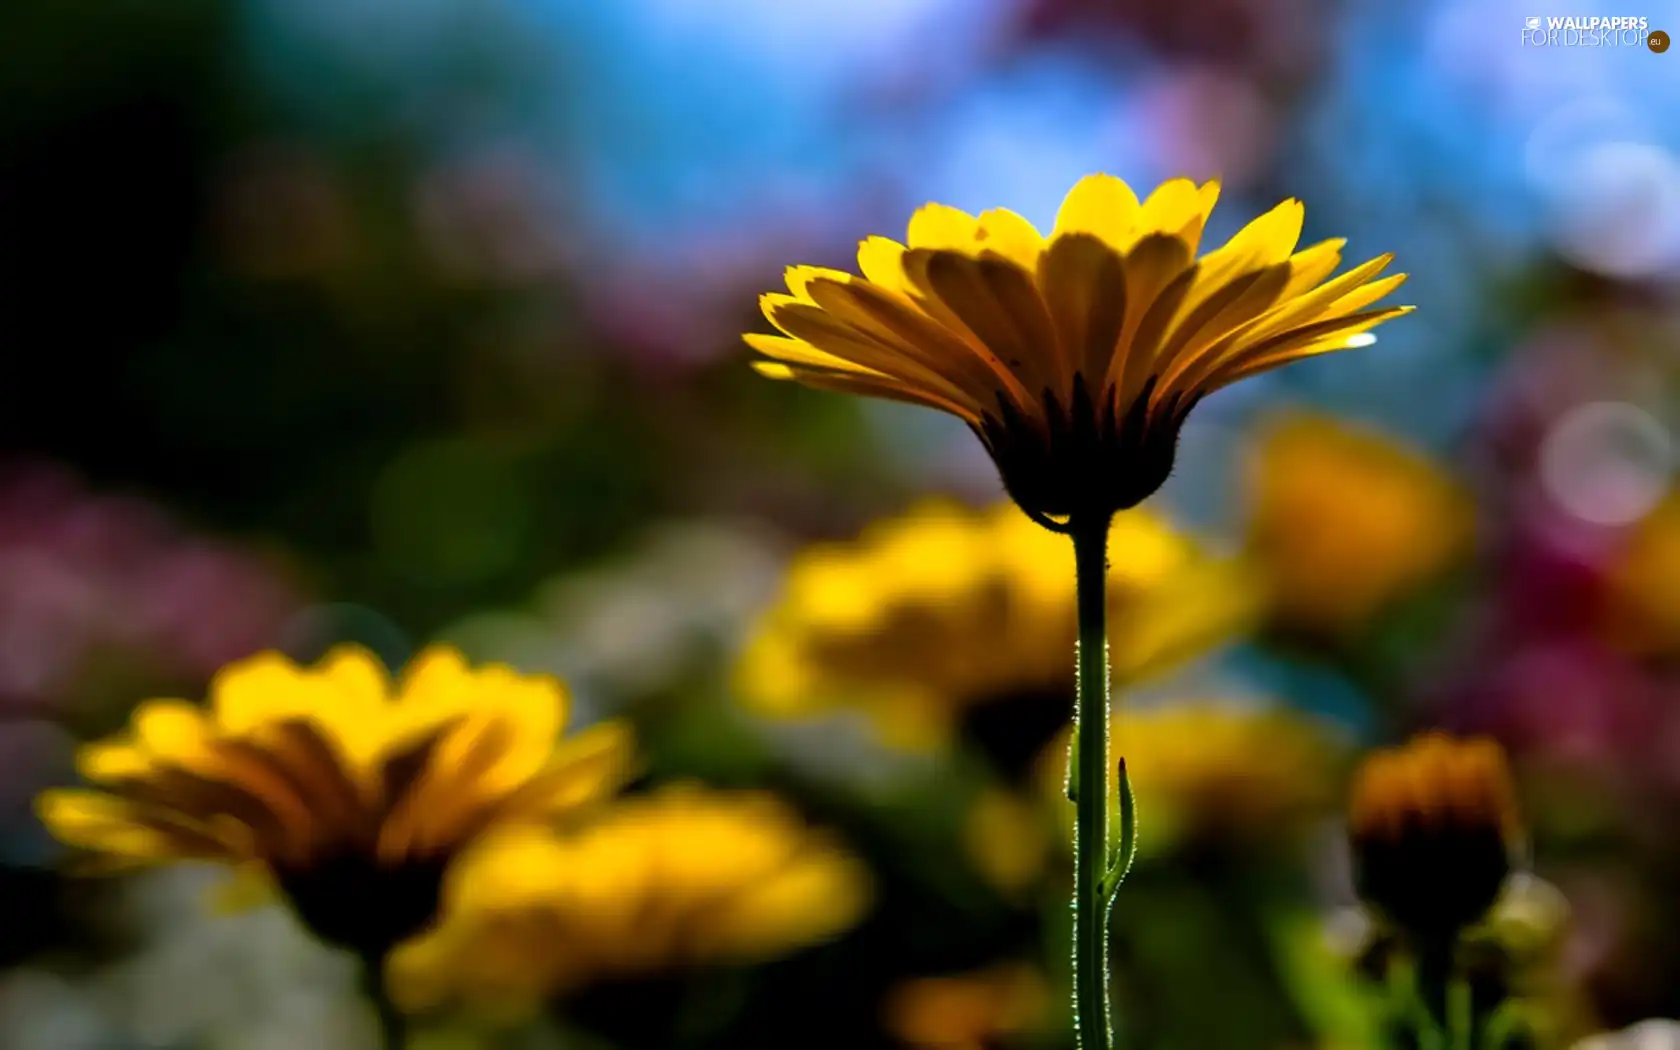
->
1413, 937, 1457, 1050
359, 948, 406, 1050
1071, 514, 1114, 1050
1448, 978, 1474, 1050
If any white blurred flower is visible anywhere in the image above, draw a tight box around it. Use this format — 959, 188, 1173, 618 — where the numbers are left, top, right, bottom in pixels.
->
444, 520, 786, 714
0, 969, 119, 1050
94, 867, 365, 1050
1575, 1020, 1680, 1050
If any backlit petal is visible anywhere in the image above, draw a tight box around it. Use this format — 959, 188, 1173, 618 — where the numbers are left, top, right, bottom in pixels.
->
1053, 174, 1141, 247
906, 202, 980, 250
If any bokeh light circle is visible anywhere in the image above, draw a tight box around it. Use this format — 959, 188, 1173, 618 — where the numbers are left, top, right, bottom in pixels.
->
1537, 401, 1673, 526
1547, 141, 1680, 279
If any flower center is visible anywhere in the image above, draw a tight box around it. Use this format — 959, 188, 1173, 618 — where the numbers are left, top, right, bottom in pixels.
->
277, 851, 451, 956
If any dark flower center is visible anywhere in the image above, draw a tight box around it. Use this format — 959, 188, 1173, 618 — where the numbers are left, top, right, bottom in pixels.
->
976, 375, 1193, 524
277, 851, 450, 957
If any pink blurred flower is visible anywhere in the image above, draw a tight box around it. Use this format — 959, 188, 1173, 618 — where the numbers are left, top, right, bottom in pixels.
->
1004, 0, 1330, 89
1134, 65, 1278, 190
413, 146, 569, 286
0, 464, 301, 718
1450, 636, 1664, 776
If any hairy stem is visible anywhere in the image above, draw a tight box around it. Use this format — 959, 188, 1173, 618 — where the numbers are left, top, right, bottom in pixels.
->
1071, 513, 1114, 1050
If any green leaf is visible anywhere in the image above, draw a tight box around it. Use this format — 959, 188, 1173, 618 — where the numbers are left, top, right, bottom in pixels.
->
1100, 757, 1138, 903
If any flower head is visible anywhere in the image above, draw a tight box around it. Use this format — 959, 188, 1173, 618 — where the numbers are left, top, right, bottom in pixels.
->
36, 645, 632, 956
388, 783, 870, 1014
736, 500, 1258, 758
1246, 412, 1474, 635
747, 174, 1410, 524
1348, 733, 1523, 939
1038, 699, 1343, 854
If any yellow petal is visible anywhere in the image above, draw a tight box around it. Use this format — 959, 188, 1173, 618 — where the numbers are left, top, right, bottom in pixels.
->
711, 846, 869, 958
1324, 272, 1409, 316
36, 789, 230, 862
499, 720, 635, 819
318, 645, 390, 709
763, 292, 985, 411
211, 652, 316, 735
906, 202, 980, 251
1036, 232, 1128, 385
857, 236, 910, 293
78, 740, 152, 782
749, 363, 984, 421
1111, 233, 1196, 397
1174, 180, 1223, 254
1229, 254, 1397, 350
1138, 178, 1206, 239
801, 276, 1016, 412
744, 333, 893, 378
132, 699, 215, 766
1150, 261, 1294, 395
973, 208, 1045, 270
1199, 197, 1305, 288
1053, 174, 1141, 248
1208, 306, 1414, 388
1278, 238, 1346, 299
908, 251, 1060, 399
395, 645, 485, 734
784, 264, 853, 303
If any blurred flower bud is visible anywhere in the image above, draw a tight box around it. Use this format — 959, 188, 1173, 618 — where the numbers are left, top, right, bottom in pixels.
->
1348, 734, 1524, 940
884, 965, 1048, 1050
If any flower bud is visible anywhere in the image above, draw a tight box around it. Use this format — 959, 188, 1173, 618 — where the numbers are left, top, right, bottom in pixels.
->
1348, 733, 1523, 939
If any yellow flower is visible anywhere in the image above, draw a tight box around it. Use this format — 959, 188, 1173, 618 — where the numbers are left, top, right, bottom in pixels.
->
747, 174, 1411, 524
963, 787, 1053, 897
884, 965, 1049, 1050
1602, 490, 1680, 656
1246, 412, 1474, 634
736, 499, 1259, 753
1037, 700, 1343, 853
388, 783, 871, 1015
1347, 733, 1523, 938
35, 645, 632, 956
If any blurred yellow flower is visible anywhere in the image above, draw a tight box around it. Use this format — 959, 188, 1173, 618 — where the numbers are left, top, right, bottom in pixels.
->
1039, 700, 1344, 853
388, 783, 871, 1015
884, 965, 1050, 1050
1348, 733, 1522, 938
36, 645, 632, 957
963, 787, 1053, 897
1246, 412, 1473, 635
736, 499, 1260, 751
748, 173, 1411, 524
1602, 490, 1680, 656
